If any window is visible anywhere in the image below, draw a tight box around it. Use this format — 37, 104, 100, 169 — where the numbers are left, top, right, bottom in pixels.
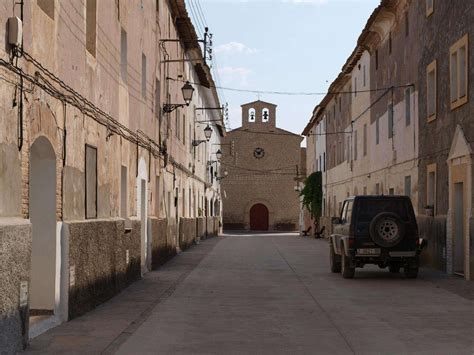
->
354, 130, 358, 161
339, 97, 342, 112
262, 108, 270, 122
182, 115, 186, 143
450, 34, 468, 110
404, 176, 411, 198
248, 108, 256, 122
405, 13, 409, 37
354, 77, 358, 97
37, 0, 54, 19
85, 145, 98, 219
346, 136, 350, 161
376, 117, 380, 145
155, 79, 161, 121
121, 166, 128, 218
363, 186, 367, 195
120, 28, 128, 83
375, 183, 380, 195
141, 53, 147, 99
363, 124, 367, 156
427, 163, 437, 213
86, 0, 97, 56
363, 66, 366, 87
155, 176, 160, 217
426, 0, 434, 17
323, 152, 326, 172
343, 201, 353, 224
389, 188, 395, 196
389, 32, 392, 55
427, 60, 437, 121
405, 87, 411, 126
175, 111, 179, 138
388, 104, 394, 138
375, 50, 379, 71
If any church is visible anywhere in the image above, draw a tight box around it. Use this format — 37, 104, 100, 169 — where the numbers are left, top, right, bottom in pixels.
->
221, 100, 305, 231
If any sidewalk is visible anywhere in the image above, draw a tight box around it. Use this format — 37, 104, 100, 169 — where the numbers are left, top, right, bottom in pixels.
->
25, 237, 222, 354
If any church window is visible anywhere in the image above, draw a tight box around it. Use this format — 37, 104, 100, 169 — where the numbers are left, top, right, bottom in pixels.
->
262, 108, 270, 122
248, 108, 256, 122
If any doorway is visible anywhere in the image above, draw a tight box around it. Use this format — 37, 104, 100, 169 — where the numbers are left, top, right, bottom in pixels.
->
250, 204, 269, 231
140, 179, 147, 274
453, 182, 465, 276
29, 136, 57, 328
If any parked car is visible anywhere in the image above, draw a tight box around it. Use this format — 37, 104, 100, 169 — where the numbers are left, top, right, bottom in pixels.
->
329, 195, 427, 279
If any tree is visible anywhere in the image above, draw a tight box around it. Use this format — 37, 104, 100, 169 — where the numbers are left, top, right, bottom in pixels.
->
300, 171, 323, 220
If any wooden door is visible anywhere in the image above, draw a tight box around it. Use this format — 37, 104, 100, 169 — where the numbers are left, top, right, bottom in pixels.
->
250, 204, 269, 231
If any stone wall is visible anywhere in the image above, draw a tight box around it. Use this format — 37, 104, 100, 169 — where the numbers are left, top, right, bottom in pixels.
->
179, 218, 197, 250
67, 219, 141, 320
417, 216, 447, 271
150, 217, 174, 269
196, 217, 206, 240
0, 219, 31, 353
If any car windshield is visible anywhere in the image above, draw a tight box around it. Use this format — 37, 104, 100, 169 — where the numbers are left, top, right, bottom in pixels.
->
356, 199, 409, 222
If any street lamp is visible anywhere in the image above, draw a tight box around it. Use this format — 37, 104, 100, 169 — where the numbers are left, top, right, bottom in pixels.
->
163, 81, 195, 113
192, 125, 213, 147
216, 169, 228, 181
215, 149, 222, 161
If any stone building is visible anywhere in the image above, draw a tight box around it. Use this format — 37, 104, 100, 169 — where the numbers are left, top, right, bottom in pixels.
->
416, 0, 474, 279
0, 0, 224, 352
304, 0, 473, 281
221, 100, 304, 231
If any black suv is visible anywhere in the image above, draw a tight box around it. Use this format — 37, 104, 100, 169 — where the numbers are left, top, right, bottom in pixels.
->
329, 196, 426, 279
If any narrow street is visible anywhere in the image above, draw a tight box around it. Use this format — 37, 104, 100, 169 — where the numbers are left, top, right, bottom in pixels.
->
27, 233, 474, 354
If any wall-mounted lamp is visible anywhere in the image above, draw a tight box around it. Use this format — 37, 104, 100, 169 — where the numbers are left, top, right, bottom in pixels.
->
192, 125, 213, 147
216, 170, 228, 181
215, 149, 222, 161
163, 81, 195, 113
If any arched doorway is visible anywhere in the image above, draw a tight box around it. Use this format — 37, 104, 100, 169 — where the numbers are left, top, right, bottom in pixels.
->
137, 158, 149, 275
29, 136, 57, 321
250, 204, 269, 231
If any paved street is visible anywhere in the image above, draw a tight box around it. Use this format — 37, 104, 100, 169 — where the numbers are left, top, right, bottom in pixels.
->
27, 233, 474, 354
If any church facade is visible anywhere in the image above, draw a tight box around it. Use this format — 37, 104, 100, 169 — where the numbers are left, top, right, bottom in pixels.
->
221, 100, 305, 231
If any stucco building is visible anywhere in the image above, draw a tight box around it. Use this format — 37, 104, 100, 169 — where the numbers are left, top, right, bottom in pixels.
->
221, 100, 304, 231
0, 0, 224, 352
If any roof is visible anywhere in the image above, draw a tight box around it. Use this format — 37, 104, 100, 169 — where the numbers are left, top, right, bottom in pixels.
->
241, 100, 277, 108
170, 0, 226, 135
227, 126, 303, 140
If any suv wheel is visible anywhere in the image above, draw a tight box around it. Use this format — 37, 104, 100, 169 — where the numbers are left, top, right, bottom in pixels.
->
369, 212, 405, 248
341, 253, 355, 279
404, 266, 418, 279
330, 243, 341, 273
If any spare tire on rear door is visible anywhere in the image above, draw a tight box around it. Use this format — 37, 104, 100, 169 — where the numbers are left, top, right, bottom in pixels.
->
369, 212, 405, 248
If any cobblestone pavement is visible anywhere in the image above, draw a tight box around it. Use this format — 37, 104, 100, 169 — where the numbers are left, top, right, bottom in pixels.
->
26, 233, 474, 354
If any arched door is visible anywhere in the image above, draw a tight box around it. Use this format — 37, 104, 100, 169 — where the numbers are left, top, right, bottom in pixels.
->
250, 204, 269, 231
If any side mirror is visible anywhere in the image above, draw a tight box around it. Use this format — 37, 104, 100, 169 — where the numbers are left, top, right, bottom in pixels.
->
331, 217, 341, 225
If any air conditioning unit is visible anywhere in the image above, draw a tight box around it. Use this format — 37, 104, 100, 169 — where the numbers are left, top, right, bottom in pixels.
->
8, 17, 22, 47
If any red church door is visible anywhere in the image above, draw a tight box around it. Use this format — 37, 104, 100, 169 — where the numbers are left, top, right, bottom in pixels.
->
250, 204, 269, 231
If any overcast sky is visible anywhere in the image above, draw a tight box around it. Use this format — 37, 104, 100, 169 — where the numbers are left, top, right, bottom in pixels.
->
186, 0, 379, 139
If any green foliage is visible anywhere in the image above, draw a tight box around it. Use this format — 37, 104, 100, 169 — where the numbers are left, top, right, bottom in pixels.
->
300, 172, 323, 219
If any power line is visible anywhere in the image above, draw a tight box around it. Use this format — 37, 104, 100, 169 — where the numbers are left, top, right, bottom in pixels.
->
167, 76, 413, 96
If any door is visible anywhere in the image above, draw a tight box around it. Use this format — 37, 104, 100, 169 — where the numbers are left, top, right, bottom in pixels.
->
29, 136, 57, 318
140, 179, 147, 274
250, 204, 269, 231
454, 182, 465, 275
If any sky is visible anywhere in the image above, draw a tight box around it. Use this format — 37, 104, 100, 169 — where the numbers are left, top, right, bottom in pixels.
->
186, 0, 380, 140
